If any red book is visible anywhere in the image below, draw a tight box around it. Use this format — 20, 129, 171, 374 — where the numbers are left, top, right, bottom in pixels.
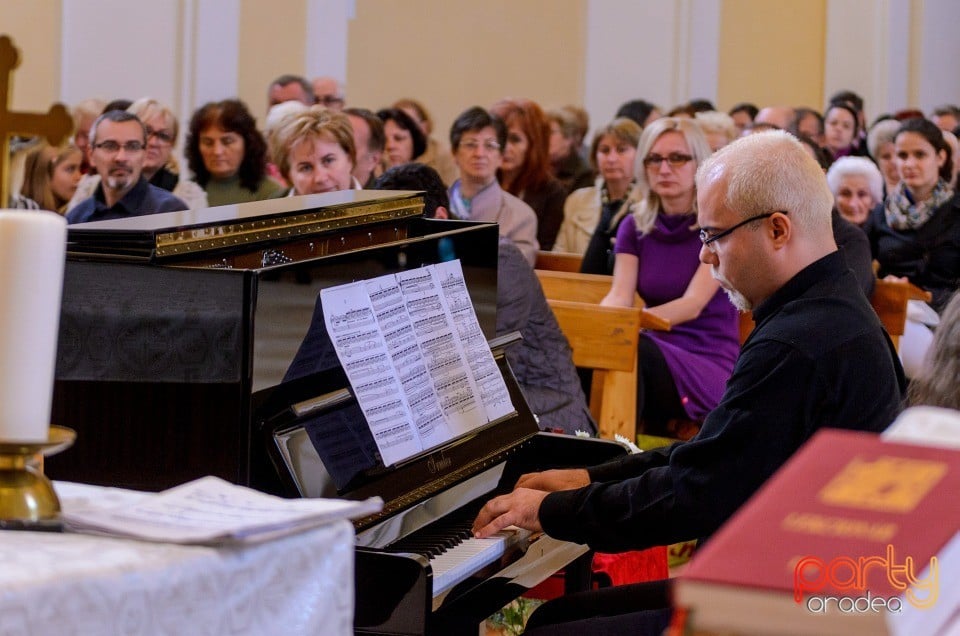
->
674, 429, 960, 635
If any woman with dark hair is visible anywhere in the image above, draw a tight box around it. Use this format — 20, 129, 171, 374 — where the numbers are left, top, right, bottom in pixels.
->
865, 117, 959, 376
490, 97, 567, 250
376, 108, 427, 170
616, 99, 662, 128
823, 100, 864, 161
186, 99, 285, 206
392, 98, 458, 185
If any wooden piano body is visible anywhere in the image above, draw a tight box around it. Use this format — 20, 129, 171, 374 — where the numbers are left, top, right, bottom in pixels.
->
46, 190, 625, 634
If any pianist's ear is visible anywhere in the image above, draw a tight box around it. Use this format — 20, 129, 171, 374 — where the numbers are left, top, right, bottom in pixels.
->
434, 206, 450, 220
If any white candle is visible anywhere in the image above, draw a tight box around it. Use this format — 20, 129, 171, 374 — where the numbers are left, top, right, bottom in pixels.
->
0, 210, 67, 442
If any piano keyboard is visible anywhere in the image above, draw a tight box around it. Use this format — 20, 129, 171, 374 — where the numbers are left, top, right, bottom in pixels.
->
383, 501, 531, 596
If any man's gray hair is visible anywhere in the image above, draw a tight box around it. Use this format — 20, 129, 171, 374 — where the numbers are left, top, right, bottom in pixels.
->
89, 109, 146, 146
696, 130, 833, 236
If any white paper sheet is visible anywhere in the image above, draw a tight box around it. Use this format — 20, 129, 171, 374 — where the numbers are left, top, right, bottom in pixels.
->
320, 260, 515, 466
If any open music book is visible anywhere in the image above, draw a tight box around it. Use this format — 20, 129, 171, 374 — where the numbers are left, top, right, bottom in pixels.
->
321, 259, 514, 466
59, 476, 382, 545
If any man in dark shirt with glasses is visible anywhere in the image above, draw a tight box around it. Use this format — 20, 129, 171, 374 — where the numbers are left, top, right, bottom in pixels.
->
473, 130, 906, 635
67, 110, 186, 224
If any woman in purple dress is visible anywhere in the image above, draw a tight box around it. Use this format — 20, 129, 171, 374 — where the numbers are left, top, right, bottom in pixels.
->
601, 117, 739, 434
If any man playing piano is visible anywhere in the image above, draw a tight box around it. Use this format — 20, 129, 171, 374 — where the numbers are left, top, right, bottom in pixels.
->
473, 130, 907, 634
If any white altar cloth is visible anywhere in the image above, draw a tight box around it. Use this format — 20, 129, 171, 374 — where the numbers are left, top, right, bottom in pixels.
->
0, 485, 354, 635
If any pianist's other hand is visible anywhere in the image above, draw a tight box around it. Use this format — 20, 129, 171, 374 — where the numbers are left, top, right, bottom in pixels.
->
515, 468, 590, 492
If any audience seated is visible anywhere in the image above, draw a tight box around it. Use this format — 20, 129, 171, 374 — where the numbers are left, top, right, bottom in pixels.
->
185, 99, 285, 206
344, 107, 384, 189
547, 106, 595, 193
69, 98, 208, 211
864, 117, 959, 375
269, 106, 359, 194
263, 100, 311, 188
793, 106, 824, 145
693, 110, 737, 151
753, 105, 795, 131
376, 107, 426, 172
310, 76, 346, 110
267, 74, 315, 108
908, 290, 960, 410
70, 97, 106, 174
66, 110, 187, 224
554, 117, 640, 260
474, 131, 906, 636
727, 101, 757, 135
446, 106, 538, 264
392, 98, 459, 186
373, 163, 595, 436
931, 105, 960, 132
616, 99, 661, 128
599, 117, 738, 435
490, 98, 567, 250
867, 117, 903, 196
823, 100, 865, 161
20, 142, 82, 214
825, 155, 883, 227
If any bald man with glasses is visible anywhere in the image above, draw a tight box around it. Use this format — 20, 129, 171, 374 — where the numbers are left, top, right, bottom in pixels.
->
471, 131, 906, 635
67, 110, 187, 224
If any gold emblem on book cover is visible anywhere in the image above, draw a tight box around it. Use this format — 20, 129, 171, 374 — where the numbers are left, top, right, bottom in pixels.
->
818, 455, 947, 512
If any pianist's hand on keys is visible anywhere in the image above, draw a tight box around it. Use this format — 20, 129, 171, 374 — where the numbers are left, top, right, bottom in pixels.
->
472, 487, 548, 539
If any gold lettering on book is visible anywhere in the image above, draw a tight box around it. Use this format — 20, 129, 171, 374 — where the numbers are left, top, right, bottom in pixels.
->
782, 512, 897, 542
817, 455, 946, 512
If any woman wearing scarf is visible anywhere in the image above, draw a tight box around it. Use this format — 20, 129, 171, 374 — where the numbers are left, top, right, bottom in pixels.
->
865, 117, 960, 376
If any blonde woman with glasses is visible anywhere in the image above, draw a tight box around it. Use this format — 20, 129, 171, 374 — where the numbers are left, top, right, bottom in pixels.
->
600, 117, 739, 435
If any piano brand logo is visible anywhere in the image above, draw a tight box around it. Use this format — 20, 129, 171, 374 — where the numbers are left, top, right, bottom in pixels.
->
427, 453, 452, 474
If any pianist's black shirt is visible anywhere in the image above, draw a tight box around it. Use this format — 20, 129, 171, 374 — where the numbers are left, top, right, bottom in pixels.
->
539, 251, 906, 553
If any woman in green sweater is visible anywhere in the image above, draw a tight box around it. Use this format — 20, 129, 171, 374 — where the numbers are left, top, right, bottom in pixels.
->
186, 99, 285, 206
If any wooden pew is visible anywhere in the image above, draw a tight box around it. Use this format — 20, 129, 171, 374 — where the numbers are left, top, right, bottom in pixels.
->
534, 269, 670, 440
535, 250, 583, 273
869, 279, 932, 350
736, 279, 932, 351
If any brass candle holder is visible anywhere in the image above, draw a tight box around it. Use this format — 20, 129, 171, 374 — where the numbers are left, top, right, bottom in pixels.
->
0, 426, 75, 530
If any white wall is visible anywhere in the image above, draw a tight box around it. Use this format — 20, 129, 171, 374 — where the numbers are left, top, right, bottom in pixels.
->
583, 0, 720, 137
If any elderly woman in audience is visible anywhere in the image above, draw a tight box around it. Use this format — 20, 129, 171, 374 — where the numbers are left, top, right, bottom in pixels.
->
392, 98, 459, 186
490, 97, 567, 250
376, 107, 427, 171
823, 100, 864, 161
694, 111, 738, 151
865, 117, 959, 376
547, 106, 594, 193
270, 106, 359, 195
826, 156, 883, 227
186, 99, 285, 206
601, 117, 738, 435
867, 118, 903, 196
553, 118, 640, 263
71, 98, 208, 211
20, 142, 83, 214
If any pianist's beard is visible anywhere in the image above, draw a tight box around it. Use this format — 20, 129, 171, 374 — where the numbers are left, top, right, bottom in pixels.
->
711, 266, 752, 312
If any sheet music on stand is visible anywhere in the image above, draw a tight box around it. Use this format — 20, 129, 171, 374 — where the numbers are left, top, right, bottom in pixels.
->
321, 259, 513, 466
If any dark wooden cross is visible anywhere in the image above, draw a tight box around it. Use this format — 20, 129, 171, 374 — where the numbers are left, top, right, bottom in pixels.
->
0, 35, 74, 208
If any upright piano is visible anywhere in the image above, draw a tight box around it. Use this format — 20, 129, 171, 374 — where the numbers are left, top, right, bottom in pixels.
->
47, 191, 624, 634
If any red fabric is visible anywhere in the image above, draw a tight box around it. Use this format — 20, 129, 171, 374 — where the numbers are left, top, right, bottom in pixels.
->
524, 546, 669, 600
591, 546, 669, 587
